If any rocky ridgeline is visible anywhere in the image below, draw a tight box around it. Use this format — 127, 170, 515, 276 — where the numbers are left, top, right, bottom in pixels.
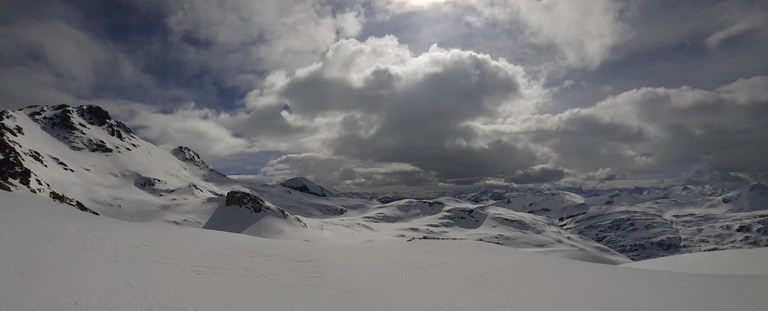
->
3, 104, 767, 262
27, 104, 137, 153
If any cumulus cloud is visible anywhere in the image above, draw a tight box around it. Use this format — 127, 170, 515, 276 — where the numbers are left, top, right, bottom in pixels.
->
122, 30, 768, 188
614, 1, 768, 55
705, 21, 761, 49
159, 0, 365, 91
498, 0, 628, 70
372, 0, 629, 70
0, 0, 368, 112
110, 72, 768, 187
105, 102, 252, 159
525, 76, 768, 184
506, 166, 566, 185
0, 16, 150, 110
257, 153, 438, 190
2, 0, 767, 190
244, 36, 548, 183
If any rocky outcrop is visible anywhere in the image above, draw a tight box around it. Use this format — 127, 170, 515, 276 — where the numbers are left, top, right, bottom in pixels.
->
25, 104, 136, 153
172, 146, 228, 179
203, 190, 308, 233
49, 191, 99, 215
280, 177, 336, 197
225, 191, 269, 214
559, 210, 682, 260
0, 111, 35, 191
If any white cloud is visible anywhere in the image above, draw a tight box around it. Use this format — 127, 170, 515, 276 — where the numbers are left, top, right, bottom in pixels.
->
716, 76, 768, 104
503, 0, 628, 70
242, 36, 548, 182
527, 76, 768, 183
107, 72, 768, 187
3, 0, 767, 189
161, 0, 366, 90
0, 15, 153, 110
257, 153, 437, 190
705, 21, 761, 49
386, 0, 630, 70
108, 103, 252, 159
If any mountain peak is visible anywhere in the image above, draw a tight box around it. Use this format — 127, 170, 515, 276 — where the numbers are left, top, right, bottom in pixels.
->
280, 177, 336, 197
172, 146, 207, 168
172, 146, 229, 180
721, 182, 768, 212
0, 104, 236, 219
20, 104, 136, 153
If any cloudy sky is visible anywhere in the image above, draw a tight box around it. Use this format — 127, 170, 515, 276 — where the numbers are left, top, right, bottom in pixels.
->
2, 0, 767, 190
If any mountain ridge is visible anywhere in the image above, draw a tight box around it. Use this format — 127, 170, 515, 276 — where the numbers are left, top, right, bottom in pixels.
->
2, 104, 767, 262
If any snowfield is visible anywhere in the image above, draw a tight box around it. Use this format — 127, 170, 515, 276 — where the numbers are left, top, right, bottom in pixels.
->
2, 191, 767, 311
623, 247, 768, 275
2, 104, 768, 310
3, 104, 768, 265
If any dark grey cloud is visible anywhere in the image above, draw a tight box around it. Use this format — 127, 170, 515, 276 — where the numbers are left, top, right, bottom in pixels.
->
0, 0, 366, 112
548, 0, 768, 111
0, 4, 152, 110
533, 77, 768, 184
252, 72, 768, 187
1, 0, 767, 189
256, 153, 439, 190
243, 36, 544, 183
506, 166, 566, 185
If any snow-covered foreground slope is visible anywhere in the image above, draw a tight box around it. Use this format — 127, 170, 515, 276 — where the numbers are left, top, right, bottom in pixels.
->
623, 248, 768, 275
2, 191, 767, 311
0, 104, 627, 264
210, 186, 631, 264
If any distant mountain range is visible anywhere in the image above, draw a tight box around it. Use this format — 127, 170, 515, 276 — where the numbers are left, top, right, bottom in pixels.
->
1, 104, 767, 262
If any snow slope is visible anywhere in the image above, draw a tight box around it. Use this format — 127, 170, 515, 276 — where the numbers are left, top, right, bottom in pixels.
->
1, 191, 766, 311
474, 186, 768, 260
3, 104, 767, 265
624, 248, 768, 275
0, 105, 245, 225
209, 187, 631, 264
0, 105, 628, 263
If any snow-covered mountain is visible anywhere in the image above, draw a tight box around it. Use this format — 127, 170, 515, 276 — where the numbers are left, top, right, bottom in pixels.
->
0, 104, 246, 225
2, 191, 767, 311
0, 104, 627, 263
1, 104, 767, 264
471, 185, 768, 260
1, 104, 768, 309
280, 176, 338, 197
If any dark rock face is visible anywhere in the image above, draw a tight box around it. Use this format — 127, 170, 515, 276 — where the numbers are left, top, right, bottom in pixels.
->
225, 191, 268, 214
0, 105, 131, 215
438, 206, 488, 229
49, 191, 99, 215
172, 146, 228, 179
720, 182, 768, 212
81, 105, 111, 127
222, 190, 306, 227
0, 112, 32, 191
172, 146, 207, 169
280, 177, 335, 197
23, 105, 136, 153
79, 105, 134, 141
560, 210, 682, 260
135, 176, 166, 188
675, 212, 768, 252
